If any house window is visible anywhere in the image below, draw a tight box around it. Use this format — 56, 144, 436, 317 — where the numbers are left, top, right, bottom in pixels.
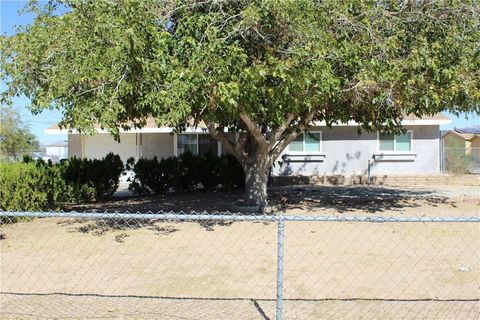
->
379, 132, 412, 152
177, 134, 218, 155
288, 132, 321, 152
178, 134, 197, 154
198, 134, 218, 155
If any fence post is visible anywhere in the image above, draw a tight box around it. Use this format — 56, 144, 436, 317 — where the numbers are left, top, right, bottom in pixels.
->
276, 215, 285, 320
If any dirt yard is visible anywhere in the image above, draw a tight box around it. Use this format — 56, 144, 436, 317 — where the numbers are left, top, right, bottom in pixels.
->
1, 184, 479, 319
74, 182, 480, 217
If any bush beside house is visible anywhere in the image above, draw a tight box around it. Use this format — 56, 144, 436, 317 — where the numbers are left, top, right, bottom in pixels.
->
1, 151, 245, 216
127, 153, 244, 195
0, 161, 68, 212
61, 153, 124, 200
0, 153, 124, 212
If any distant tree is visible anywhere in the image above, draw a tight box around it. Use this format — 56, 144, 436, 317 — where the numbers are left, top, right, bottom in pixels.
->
1, 0, 479, 208
0, 106, 39, 161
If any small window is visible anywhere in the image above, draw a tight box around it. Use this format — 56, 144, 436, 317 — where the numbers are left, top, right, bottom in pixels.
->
178, 134, 197, 154
177, 134, 218, 155
198, 134, 217, 155
379, 132, 412, 152
289, 135, 304, 152
288, 132, 321, 152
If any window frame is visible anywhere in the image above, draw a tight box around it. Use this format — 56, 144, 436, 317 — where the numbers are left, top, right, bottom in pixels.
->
377, 130, 414, 153
288, 131, 323, 153
174, 133, 221, 156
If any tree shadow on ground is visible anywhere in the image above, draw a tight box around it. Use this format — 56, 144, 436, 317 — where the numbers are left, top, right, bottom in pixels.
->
57, 218, 181, 238
58, 217, 234, 235
57, 211, 234, 236
269, 185, 455, 213
62, 190, 246, 234
65, 190, 245, 214
64, 185, 456, 216
57, 185, 459, 235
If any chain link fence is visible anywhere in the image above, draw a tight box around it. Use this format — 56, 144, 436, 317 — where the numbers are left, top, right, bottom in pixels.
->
1, 211, 479, 319
441, 147, 480, 174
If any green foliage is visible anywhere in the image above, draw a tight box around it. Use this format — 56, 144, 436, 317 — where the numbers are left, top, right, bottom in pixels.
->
1, 0, 478, 135
0, 153, 124, 212
128, 153, 244, 195
1, 0, 478, 206
0, 161, 68, 212
126, 156, 170, 195
61, 153, 124, 200
0, 106, 39, 161
217, 153, 245, 190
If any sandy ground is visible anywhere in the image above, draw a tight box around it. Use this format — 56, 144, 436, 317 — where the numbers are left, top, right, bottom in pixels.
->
78, 183, 480, 217
1, 184, 479, 319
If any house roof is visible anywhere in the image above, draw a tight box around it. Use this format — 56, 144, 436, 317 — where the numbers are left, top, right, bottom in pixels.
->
46, 113, 451, 134
46, 118, 207, 132
46, 140, 68, 147
403, 113, 450, 121
444, 131, 479, 141
454, 125, 480, 135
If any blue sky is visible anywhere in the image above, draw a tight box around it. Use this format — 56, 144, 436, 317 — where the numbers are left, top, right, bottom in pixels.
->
1, 0, 479, 145
1, 0, 66, 145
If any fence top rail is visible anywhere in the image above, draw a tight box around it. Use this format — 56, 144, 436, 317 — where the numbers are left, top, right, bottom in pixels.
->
1, 210, 479, 223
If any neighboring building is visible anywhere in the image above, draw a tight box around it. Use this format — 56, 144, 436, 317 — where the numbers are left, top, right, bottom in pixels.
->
46, 114, 450, 176
442, 127, 480, 174
45, 140, 68, 160
443, 128, 480, 150
455, 126, 480, 135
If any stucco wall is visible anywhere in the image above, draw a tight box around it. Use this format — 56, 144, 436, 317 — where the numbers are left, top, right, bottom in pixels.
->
272, 125, 441, 176
141, 133, 175, 159
74, 126, 441, 175
83, 133, 139, 162
68, 134, 82, 158
79, 132, 174, 162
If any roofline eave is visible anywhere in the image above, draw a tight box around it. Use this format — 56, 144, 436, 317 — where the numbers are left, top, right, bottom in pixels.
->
45, 119, 452, 135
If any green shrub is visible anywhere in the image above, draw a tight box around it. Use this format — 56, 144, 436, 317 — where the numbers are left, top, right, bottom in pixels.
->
197, 152, 221, 190
61, 153, 124, 200
0, 161, 69, 212
128, 153, 244, 195
173, 152, 202, 192
218, 154, 245, 189
127, 156, 170, 195
0, 153, 124, 213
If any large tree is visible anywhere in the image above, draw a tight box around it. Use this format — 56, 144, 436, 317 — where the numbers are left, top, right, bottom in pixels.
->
0, 106, 39, 161
1, 0, 479, 208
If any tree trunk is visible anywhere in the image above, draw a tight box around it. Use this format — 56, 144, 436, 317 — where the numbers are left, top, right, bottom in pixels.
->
206, 118, 306, 212
244, 161, 269, 210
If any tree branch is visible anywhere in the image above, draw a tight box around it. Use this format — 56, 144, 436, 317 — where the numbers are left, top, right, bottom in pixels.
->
237, 131, 249, 150
205, 121, 245, 164
239, 113, 268, 149
267, 113, 295, 148
267, 111, 317, 167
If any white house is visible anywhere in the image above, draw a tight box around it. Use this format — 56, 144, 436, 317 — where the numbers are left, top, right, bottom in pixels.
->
46, 113, 451, 176
45, 140, 68, 160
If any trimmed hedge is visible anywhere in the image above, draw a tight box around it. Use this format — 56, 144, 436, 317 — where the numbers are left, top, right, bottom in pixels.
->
0, 153, 124, 212
61, 153, 124, 200
0, 161, 69, 211
127, 153, 244, 195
